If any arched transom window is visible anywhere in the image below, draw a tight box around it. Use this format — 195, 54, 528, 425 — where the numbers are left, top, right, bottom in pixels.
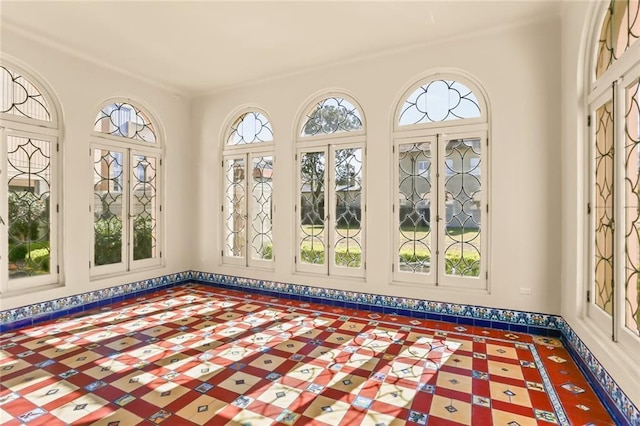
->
90, 100, 163, 276
296, 94, 366, 278
1, 64, 60, 292
587, 0, 640, 346
222, 109, 274, 268
393, 75, 488, 290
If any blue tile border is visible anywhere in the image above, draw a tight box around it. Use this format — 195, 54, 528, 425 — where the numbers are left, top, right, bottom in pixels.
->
0, 271, 191, 332
0, 269, 637, 425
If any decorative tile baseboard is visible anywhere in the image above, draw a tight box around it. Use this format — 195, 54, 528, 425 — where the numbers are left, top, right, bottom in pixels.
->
0, 270, 637, 425
0, 271, 192, 331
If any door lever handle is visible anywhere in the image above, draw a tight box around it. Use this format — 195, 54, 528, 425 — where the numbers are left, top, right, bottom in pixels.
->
0, 215, 5, 225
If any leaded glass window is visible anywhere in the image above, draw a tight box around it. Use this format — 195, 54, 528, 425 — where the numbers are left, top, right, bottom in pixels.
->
1, 66, 51, 122
1, 63, 60, 292
228, 112, 273, 145
595, 0, 639, 79
398, 80, 481, 126
297, 95, 366, 277
90, 100, 162, 276
222, 109, 274, 268
587, 0, 640, 345
394, 76, 488, 289
94, 102, 157, 143
301, 97, 363, 136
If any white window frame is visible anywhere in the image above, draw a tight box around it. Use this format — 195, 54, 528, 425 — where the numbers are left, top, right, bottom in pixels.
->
0, 63, 61, 294
585, 4, 640, 355
221, 108, 275, 269
392, 74, 489, 290
295, 93, 366, 278
89, 100, 163, 278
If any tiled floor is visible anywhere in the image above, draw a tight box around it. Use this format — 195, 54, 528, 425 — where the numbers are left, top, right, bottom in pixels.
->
0, 284, 614, 425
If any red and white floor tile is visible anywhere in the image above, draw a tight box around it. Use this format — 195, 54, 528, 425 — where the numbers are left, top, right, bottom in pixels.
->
0, 285, 615, 425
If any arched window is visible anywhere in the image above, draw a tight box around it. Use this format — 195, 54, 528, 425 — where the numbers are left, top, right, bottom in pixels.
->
90, 100, 163, 275
587, 0, 640, 346
296, 94, 366, 278
222, 109, 274, 268
0, 63, 60, 292
393, 74, 488, 289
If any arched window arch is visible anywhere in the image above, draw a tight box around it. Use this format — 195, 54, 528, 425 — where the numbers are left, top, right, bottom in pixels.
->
392, 73, 489, 290
221, 108, 274, 268
90, 99, 163, 275
295, 92, 366, 278
586, 0, 640, 347
1, 63, 61, 292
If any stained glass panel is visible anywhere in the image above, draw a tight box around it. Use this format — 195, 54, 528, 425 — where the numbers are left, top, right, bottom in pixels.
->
302, 98, 362, 136
1, 66, 51, 122
398, 142, 432, 273
94, 102, 156, 143
399, 80, 480, 126
596, 0, 640, 79
300, 151, 326, 264
625, 79, 640, 335
334, 148, 363, 268
93, 149, 124, 266
225, 158, 246, 258
595, 101, 615, 315
131, 155, 158, 261
228, 112, 273, 145
7, 136, 51, 278
251, 156, 274, 261
443, 138, 482, 277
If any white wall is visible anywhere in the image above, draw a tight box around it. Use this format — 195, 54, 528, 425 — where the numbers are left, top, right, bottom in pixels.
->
192, 17, 563, 315
560, 1, 640, 408
0, 29, 194, 310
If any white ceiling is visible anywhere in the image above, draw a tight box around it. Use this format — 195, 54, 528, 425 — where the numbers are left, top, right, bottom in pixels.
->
1, 1, 560, 96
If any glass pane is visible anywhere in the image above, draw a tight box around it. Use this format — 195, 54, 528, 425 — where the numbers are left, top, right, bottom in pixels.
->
444, 138, 482, 277
301, 98, 362, 136
251, 156, 274, 261
334, 148, 363, 268
93, 149, 124, 266
625, 79, 640, 335
595, 101, 614, 315
596, 1, 640, 79
1, 66, 51, 121
300, 152, 325, 264
228, 112, 273, 145
94, 102, 156, 143
398, 142, 432, 273
131, 155, 158, 261
399, 80, 480, 126
7, 136, 51, 278
225, 158, 246, 258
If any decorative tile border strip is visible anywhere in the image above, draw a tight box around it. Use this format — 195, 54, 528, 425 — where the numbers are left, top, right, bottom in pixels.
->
0, 270, 637, 425
0, 271, 192, 331
191, 271, 564, 336
560, 322, 640, 426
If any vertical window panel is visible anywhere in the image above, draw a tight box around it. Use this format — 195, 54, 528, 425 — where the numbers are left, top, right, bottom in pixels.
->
443, 138, 482, 278
93, 149, 124, 267
594, 101, 615, 315
333, 148, 363, 269
224, 158, 247, 258
131, 154, 158, 261
398, 142, 433, 274
300, 151, 326, 265
625, 79, 640, 335
7, 135, 51, 279
251, 156, 273, 260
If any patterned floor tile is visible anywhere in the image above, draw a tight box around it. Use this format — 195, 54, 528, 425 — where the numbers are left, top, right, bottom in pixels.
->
0, 284, 616, 425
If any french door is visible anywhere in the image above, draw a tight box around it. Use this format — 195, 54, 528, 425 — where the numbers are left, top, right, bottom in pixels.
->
91, 143, 161, 275
222, 152, 274, 268
296, 144, 364, 277
394, 132, 487, 289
